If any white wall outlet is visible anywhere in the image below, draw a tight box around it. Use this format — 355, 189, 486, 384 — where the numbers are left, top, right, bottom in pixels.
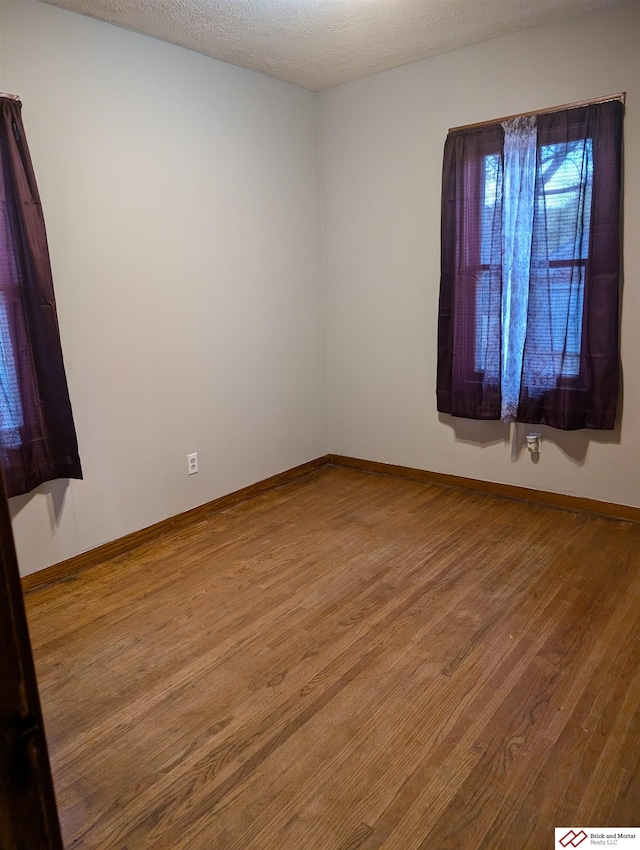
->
526, 434, 541, 454
187, 452, 198, 475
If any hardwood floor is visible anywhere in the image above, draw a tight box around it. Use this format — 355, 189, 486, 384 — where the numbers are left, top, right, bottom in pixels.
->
23, 467, 640, 849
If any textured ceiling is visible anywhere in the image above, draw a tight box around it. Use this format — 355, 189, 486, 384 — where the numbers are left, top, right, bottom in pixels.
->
40, 0, 623, 91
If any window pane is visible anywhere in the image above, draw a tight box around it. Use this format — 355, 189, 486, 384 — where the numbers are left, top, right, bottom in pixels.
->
526, 139, 593, 383
0, 295, 23, 446
539, 139, 593, 262
481, 153, 500, 266
0, 209, 23, 446
475, 153, 502, 373
475, 269, 490, 372
525, 264, 585, 382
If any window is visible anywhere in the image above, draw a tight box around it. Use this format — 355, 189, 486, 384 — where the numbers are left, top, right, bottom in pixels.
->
437, 99, 623, 431
0, 297, 24, 447
476, 138, 592, 380
0, 95, 82, 496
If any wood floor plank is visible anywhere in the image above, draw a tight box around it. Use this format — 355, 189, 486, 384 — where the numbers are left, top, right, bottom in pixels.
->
23, 467, 640, 849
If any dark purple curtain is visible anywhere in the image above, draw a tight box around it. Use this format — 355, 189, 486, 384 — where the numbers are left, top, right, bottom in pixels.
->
0, 98, 82, 496
437, 123, 504, 420
437, 100, 624, 430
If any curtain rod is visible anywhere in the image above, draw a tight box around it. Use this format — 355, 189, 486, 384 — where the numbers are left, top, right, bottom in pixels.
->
449, 92, 625, 133
0, 92, 21, 101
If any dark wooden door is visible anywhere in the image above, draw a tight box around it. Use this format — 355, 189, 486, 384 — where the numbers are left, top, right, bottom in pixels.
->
0, 472, 63, 850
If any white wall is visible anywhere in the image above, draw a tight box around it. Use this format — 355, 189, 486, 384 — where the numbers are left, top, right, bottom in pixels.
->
1, 0, 328, 575
319, 3, 640, 508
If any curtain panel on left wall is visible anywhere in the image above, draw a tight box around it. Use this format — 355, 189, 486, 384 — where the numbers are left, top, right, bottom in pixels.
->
0, 97, 82, 497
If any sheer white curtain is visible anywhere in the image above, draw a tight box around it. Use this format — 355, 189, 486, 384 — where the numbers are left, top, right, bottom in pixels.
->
500, 116, 537, 422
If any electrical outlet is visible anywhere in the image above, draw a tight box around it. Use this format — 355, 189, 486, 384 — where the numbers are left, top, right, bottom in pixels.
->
187, 452, 198, 475
526, 434, 541, 454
